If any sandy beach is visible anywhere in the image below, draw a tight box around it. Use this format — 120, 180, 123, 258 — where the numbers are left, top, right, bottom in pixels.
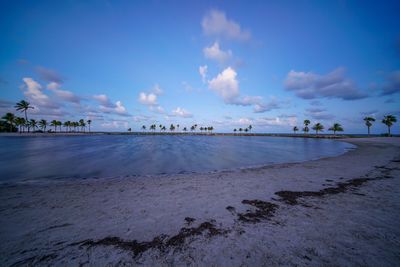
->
0, 137, 399, 266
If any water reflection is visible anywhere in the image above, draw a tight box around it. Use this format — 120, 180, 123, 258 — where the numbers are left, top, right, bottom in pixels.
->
0, 135, 354, 182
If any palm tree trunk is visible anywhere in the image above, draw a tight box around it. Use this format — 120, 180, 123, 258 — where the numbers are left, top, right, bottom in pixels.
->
368, 126, 370, 136
24, 110, 27, 121
388, 126, 391, 136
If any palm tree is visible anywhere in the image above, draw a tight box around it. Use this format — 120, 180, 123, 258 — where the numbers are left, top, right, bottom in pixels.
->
79, 119, 85, 132
244, 128, 248, 133
15, 100, 34, 122
73, 121, 79, 132
15, 117, 26, 133
363, 117, 375, 136
87, 120, 92, 133
200, 127, 204, 133
63, 121, 69, 132
382, 115, 397, 136
312, 123, 324, 135
328, 123, 344, 135
183, 127, 187, 132
25, 121, 31, 133
170, 124, 175, 132
239, 128, 243, 133
293, 126, 299, 134
248, 125, 252, 132
2, 112, 15, 132
57, 121, 62, 132
303, 119, 310, 134
66, 121, 72, 132
142, 125, 146, 132
177, 124, 180, 132
128, 128, 132, 132
39, 119, 48, 132
29, 119, 38, 132
50, 120, 58, 132
234, 128, 237, 134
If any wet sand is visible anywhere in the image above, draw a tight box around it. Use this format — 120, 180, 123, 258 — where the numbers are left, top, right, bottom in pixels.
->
0, 137, 399, 266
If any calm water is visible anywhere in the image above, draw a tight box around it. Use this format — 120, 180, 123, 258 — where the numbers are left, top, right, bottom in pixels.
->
0, 135, 354, 182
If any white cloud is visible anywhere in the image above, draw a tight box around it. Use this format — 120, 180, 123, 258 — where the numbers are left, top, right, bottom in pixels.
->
237, 117, 253, 125
99, 101, 128, 116
22, 78, 47, 102
138, 85, 166, 114
285, 68, 367, 100
150, 105, 165, 114
203, 42, 232, 64
138, 92, 158, 106
115, 101, 127, 113
202, 9, 251, 41
256, 116, 297, 127
94, 94, 128, 116
47, 81, 60, 90
215, 115, 297, 130
207, 67, 281, 113
138, 84, 163, 106
199, 65, 208, 83
238, 116, 297, 127
208, 67, 240, 101
47, 82, 80, 104
171, 107, 193, 118
21, 77, 57, 109
93, 94, 115, 108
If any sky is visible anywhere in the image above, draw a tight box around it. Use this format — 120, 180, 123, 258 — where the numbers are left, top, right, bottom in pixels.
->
0, 0, 399, 133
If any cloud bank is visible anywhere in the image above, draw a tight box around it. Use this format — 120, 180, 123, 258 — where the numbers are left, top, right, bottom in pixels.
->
285, 68, 367, 100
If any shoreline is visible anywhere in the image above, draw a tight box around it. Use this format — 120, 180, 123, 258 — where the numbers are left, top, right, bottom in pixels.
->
1, 131, 397, 138
0, 137, 399, 265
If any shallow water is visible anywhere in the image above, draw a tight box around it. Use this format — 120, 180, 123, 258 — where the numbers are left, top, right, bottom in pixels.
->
0, 135, 354, 182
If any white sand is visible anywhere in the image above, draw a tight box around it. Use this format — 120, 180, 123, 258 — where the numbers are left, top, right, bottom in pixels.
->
0, 137, 399, 266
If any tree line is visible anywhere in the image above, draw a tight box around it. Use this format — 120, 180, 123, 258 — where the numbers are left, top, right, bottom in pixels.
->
1, 100, 397, 136
233, 125, 253, 133
139, 124, 215, 133
290, 115, 397, 136
0, 100, 92, 133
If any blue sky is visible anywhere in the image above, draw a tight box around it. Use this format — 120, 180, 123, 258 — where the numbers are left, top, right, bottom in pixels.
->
0, 0, 399, 133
